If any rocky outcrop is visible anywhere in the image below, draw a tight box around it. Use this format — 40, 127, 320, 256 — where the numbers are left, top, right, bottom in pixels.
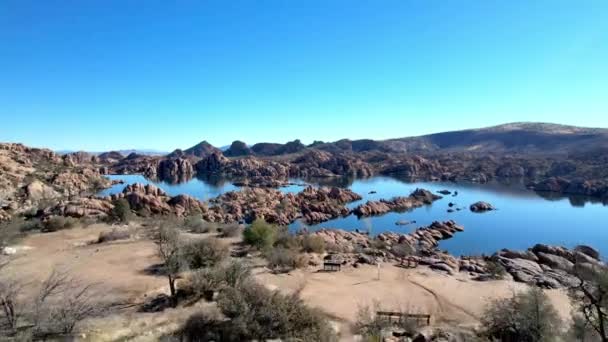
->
62, 151, 96, 166
494, 244, 604, 288
223, 140, 251, 157
98, 151, 124, 163
312, 221, 465, 271
157, 158, 194, 181
529, 177, 608, 199
49, 197, 115, 218
111, 183, 172, 214
23, 180, 60, 201
195, 152, 230, 174
206, 186, 361, 225
353, 189, 441, 217
469, 201, 495, 212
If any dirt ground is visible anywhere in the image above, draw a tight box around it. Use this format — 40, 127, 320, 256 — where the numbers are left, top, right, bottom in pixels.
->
1, 224, 573, 341
255, 263, 572, 339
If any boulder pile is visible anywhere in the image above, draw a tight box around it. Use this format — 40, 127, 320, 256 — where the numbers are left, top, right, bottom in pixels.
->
494, 244, 604, 288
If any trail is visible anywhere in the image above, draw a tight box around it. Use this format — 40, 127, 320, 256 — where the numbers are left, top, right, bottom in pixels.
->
408, 277, 479, 323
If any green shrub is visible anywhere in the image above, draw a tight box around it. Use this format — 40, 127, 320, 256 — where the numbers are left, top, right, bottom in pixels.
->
243, 219, 277, 250
108, 199, 131, 223
300, 234, 325, 253
42, 216, 78, 232
181, 238, 229, 270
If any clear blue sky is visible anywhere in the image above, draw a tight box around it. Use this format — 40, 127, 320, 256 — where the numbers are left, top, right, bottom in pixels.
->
1, 1, 607, 151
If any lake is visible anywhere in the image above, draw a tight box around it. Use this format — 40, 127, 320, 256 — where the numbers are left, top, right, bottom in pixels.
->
99, 175, 608, 257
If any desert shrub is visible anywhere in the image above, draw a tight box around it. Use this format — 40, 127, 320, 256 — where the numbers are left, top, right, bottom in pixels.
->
485, 259, 507, 280
274, 226, 299, 250
215, 281, 336, 341
300, 234, 325, 253
265, 247, 307, 273
42, 216, 78, 232
184, 215, 215, 234
181, 238, 229, 270
97, 229, 131, 243
219, 260, 252, 288
355, 303, 391, 341
180, 310, 227, 342
219, 224, 242, 238
190, 260, 252, 298
355, 302, 419, 341
190, 268, 223, 300
243, 219, 277, 250
391, 243, 415, 258
481, 287, 562, 342
108, 199, 131, 223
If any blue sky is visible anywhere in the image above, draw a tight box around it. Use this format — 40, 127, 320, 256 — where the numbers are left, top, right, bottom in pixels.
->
1, 1, 607, 151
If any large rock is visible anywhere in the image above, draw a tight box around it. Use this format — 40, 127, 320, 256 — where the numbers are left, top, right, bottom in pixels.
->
536, 252, 574, 273
24, 180, 60, 201
469, 201, 495, 212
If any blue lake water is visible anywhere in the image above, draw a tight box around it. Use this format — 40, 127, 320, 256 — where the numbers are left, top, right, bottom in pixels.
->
99, 175, 608, 257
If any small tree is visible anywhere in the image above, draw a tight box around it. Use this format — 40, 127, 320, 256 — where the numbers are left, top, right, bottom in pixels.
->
109, 199, 131, 223
243, 219, 277, 250
153, 223, 182, 305
481, 287, 562, 342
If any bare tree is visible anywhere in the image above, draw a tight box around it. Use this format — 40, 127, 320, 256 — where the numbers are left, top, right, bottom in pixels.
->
570, 263, 608, 342
0, 277, 23, 333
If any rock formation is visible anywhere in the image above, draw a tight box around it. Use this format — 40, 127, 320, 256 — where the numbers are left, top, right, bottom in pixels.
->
469, 201, 495, 212
353, 188, 441, 217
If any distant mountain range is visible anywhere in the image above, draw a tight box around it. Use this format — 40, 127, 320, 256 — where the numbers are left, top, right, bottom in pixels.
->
56, 149, 169, 156
56, 122, 608, 158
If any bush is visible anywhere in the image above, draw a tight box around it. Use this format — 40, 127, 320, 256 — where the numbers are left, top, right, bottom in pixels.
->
42, 216, 78, 232
108, 199, 131, 223
355, 302, 419, 340
180, 310, 227, 342
300, 234, 325, 253
265, 247, 307, 273
219, 224, 242, 238
184, 215, 214, 234
18, 218, 42, 232
392, 243, 415, 258
190, 260, 252, 298
215, 281, 336, 341
485, 259, 507, 280
481, 287, 562, 342
97, 229, 131, 243
243, 219, 277, 250
181, 238, 229, 270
